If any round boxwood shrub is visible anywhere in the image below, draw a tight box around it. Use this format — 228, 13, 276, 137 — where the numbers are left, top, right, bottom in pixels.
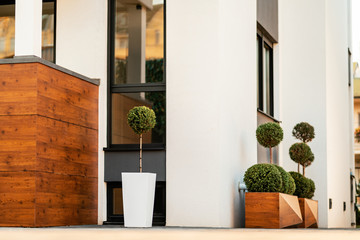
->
292, 122, 315, 143
274, 165, 290, 194
127, 106, 156, 135
244, 164, 282, 192
256, 123, 283, 148
287, 173, 296, 195
289, 143, 314, 166
256, 123, 283, 164
289, 171, 312, 198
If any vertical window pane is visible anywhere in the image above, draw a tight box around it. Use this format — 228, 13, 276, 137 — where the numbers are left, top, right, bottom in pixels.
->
111, 91, 166, 144
256, 36, 260, 109
114, 0, 164, 84
0, 4, 15, 59
113, 188, 123, 215
0, 1, 55, 62
42, 1, 55, 62
263, 45, 271, 115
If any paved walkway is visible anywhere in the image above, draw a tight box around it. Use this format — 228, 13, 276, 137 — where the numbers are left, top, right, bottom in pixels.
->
1, 227, 360, 240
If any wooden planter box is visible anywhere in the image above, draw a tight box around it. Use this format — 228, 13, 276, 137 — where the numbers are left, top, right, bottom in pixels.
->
245, 192, 303, 228
296, 198, 318, 228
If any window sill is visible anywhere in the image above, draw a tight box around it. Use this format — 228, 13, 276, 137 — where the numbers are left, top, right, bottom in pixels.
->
104, 144, 166, 152
257, 109, 281, 123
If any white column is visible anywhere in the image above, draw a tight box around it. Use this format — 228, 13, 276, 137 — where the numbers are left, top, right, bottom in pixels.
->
15, 0, 42, 57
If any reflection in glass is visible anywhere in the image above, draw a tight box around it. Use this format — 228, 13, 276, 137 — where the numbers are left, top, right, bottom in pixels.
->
114, 0, 164, 84
111, 91, 166, 144
113, 188, 123, 215
0, 1, 55, 62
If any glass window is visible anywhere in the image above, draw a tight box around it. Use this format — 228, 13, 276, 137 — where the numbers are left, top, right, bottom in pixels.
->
257, 34, 273, 116
113, 0, 164, 85
111, 91, 165, 144
110, 0, 166, 148
0, 0, 55, 62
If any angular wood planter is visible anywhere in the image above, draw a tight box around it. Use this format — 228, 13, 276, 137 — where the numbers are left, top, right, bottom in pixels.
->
245, 192, 303, 228
296, 198, 318, 228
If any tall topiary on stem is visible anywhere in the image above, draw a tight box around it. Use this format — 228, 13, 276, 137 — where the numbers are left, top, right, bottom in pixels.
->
256, 122, 283, 164
292, 122, 315, 173
289, 143, 314, 176
127, 106, 156, 173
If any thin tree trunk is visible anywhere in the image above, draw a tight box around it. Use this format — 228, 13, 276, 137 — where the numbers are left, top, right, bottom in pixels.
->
303, 165, 305, 176
298, 163, 300, 173
139, 134, 143, 173
269, 147, 273, 164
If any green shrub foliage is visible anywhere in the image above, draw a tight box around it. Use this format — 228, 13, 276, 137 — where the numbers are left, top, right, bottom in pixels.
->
307, 178, 315, 199
244, 164, 283, 192
256, 123, 284, 148
292, 122, 315, 143
289, 171, 315, 199
127, 106, 156, 135
274, 165, 291, 194
287, 173, 296, 195
289, 143, 314, 166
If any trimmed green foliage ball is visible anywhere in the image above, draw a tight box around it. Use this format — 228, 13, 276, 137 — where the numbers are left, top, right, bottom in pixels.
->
127, 106, 156, 135
307, 178, 315, 199
274, 165, 290, 194
287, 173, 296, 195
292, 122, 315, 143
289, 143, 314, 165
244, 164, 282, 192
289, 171, 313, 198
256, 123, 283, 148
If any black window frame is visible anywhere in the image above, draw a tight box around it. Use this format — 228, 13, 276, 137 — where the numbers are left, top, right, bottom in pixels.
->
0, 0, 56, 63
104, 182, 166, 226
257, 32, 274, 117
106, 0, 166, 151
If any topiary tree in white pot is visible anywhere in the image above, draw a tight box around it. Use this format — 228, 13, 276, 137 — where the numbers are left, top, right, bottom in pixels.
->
127, 106, 156, 172
122, 106, 157, 228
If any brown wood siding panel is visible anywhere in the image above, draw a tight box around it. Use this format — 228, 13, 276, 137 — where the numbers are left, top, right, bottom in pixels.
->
0, 64, 37, 116
37, 64, 98, 129
36, 116, 98, 178
0, 62, 98, 227
35, 172, 97, 226
0, 172, 36, 227
0, 116, 37, 172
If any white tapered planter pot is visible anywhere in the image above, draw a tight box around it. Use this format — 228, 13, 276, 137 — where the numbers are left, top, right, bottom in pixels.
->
122, 172, 156, 227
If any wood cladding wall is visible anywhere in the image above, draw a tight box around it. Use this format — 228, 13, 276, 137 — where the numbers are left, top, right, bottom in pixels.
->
0, 63, 98, 227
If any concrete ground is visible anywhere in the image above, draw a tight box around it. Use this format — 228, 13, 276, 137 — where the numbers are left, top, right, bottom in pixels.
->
1, 227, 360, 240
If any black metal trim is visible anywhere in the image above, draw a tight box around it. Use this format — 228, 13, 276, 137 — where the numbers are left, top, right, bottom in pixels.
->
112, 84, 166, 93
53, 0, 57, 63
106, 182, 166, 226
104, 143, 165, 152
107, 0, 166, 147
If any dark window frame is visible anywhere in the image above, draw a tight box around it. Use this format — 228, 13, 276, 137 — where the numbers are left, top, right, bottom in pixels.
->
104, 182, 166, 226
0, 0, 56, 63
349, 48, 352, 87
257, 31, 274, 117
107, 0, 166, 151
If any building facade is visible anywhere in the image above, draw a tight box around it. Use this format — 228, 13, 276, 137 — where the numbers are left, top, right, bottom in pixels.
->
0, 0, 355, 228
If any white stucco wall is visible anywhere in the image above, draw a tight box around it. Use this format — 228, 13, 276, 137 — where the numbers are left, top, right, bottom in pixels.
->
166, 0, 257, 227
325, 0, 353, 228
279, 0, 354, 228
56, 0, 108, 224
